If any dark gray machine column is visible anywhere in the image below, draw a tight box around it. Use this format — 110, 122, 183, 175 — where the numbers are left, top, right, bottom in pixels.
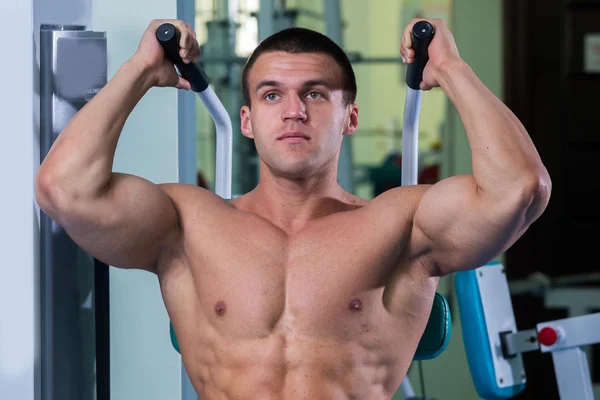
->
39, 24, 107, 400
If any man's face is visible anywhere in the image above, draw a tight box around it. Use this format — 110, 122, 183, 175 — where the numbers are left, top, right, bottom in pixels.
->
241, 51, 358, 179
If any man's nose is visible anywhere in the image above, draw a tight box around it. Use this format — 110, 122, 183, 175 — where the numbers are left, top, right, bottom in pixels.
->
282, 93, 307, 122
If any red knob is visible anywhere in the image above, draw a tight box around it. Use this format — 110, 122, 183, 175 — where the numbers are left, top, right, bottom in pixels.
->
538, 327, 558, 346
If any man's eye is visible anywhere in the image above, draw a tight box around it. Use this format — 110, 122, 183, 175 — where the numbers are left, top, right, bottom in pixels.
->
307, 92, 323, 99
265, 93, 280, 101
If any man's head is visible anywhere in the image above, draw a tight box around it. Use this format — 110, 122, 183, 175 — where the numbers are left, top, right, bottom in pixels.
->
242, 27, 357, 107
240, 27, 359, 180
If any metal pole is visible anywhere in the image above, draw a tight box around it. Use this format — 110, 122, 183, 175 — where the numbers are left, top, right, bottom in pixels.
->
324, 0, 355, 194
223, 0, 246, 195
399, 21, 434, 399
552, 348, 595, 399
324, 0, 342, 44
249, 0, 278, 189
259, 0, 276, 41
40, 25, 107, 400
401, 88, 422, 185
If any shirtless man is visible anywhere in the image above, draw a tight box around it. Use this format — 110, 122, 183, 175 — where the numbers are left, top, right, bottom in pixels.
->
35, 18, 551, 399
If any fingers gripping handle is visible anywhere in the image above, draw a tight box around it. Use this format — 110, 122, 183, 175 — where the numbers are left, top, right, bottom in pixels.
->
406, 21, 435, 90
156, 23, 209, 93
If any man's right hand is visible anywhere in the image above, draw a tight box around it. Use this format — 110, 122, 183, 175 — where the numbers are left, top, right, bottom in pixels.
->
132, 19, 201, 90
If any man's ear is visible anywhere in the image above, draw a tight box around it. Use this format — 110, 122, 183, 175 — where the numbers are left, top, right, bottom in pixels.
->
240, 105, 253, 139
343, 103, 359, 136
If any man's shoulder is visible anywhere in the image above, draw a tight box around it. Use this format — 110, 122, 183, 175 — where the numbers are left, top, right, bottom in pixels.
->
156, 182, 233, 214
368, 185, 431, 208
348, 194, 370, 207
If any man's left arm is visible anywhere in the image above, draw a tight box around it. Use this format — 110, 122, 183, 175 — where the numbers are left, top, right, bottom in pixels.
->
401, 19, 552, 276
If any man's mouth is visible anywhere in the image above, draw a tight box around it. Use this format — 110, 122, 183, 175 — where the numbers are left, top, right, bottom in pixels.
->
277, 132, 310, 142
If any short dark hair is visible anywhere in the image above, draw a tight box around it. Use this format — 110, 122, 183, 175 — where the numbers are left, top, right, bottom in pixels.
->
241, 27, 357, 107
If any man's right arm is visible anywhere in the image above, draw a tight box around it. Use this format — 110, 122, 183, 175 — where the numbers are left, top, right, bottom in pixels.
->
35, 20, 199, 273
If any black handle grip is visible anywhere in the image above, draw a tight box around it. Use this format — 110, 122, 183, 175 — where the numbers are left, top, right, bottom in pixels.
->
405, 21, 435, 90
156, 23, 209, 92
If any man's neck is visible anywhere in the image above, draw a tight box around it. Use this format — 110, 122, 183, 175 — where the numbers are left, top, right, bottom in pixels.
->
243, 171, 357, 233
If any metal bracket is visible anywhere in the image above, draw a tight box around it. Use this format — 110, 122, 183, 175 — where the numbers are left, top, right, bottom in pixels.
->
500, 329, 540, 358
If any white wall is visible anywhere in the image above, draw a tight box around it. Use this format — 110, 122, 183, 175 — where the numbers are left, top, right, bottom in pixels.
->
0, 0, 37, 399
1, 0, 96, 398
3, 0, 192, 396
91, 1, 185, 399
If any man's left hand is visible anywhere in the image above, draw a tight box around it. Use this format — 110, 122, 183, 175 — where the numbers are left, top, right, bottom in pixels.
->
400, 18, 462, 90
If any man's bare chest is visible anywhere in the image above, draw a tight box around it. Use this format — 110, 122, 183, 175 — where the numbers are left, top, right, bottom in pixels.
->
207, 243, 392, 323
162, 217, 407, 341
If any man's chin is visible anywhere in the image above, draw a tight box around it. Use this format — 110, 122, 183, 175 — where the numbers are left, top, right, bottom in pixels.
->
270, 163, 315, 180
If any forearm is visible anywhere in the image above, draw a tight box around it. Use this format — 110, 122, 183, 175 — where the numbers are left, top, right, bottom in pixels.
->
37, 56, 154, 202
437, 59, 548, 198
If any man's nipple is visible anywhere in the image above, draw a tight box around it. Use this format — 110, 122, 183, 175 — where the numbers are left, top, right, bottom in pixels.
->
349, 298, 363, 312
215, 301, 227, 316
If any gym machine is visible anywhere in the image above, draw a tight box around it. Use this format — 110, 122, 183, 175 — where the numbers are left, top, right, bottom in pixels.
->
456, 262, 600, 399
39, 24, 109, 400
